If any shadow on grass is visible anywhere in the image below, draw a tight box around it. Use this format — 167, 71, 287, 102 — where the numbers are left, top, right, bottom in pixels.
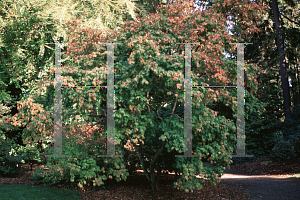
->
0, 184, 81, 200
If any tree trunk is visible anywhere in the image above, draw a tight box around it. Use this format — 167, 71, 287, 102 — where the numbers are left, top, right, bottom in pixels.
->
150, 163, 162, 191
271, 0, 293, 121
135, 140, 167, 191
291, 68, 300, 106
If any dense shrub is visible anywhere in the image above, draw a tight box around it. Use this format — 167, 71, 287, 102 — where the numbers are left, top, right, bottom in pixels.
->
268, 131, 297, 162
231, 154, 258, 165
6, 0, 267, 193
0, 133, 24, 177
31, 133, 129, 191
17, 143, 48, 170
0, 132, 48, 177
282, 104, 300, 156
245, 115, 281, 158
245, 103, 300, 162
267, 105, 300, 161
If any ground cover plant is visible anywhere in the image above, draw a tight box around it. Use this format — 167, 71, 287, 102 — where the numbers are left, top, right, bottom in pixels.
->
0, 133, 24, 177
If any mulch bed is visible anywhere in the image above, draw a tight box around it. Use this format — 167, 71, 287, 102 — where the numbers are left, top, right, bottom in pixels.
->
230, 157, 300, 176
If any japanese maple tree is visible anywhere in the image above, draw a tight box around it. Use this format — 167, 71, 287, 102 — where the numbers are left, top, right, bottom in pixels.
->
9, 0, 265, 192
53, 0, 263, 191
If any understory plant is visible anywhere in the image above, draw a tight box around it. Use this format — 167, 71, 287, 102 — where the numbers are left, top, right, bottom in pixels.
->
0, 133, 24, 177
31, 131, 128, 191
245, 103, 300, 162
269, 131, 297, 162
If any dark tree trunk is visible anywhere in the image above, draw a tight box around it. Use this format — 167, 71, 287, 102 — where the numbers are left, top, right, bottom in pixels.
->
150, 163, 162, 191
291, 69, 300, 106
135, 140, 167, 191
271, 0, 293, 121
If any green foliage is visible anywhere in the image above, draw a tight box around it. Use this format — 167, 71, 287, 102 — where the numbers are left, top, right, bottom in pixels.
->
31, 138, 129, 190
0, 133, 24, 177
17, 143, 48, 170
269, 131, 297, 162
277, 105, 300, 157
0, 3, 59, 94
245, 103, 300, 162
245, 115, 282, 158
0, 1, 62, 151
243, 90, 270, 159
245, 90, 267, 124
0, 132, 47, 177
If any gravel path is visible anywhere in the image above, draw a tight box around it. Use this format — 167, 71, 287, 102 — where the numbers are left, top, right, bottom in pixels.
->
219, 168, 300, 200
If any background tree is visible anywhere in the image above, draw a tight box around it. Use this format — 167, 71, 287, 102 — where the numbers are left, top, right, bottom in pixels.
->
0, 2, 60, 147
0, 0, 144, 146
227, 0, 300, 120
189, 0, 300, 163
271, 0, 294, 120
234, 0, 300, 161
0, 0, 141, 41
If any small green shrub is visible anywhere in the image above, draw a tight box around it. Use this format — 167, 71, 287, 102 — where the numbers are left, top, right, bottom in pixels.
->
0, 133, 24, 177
31, 138, 129, 190
268, 131, 297, 162
285, 126, 300, 158
17, 144, 47, 170
245, 103, 300, 161
245, 115, 282, 159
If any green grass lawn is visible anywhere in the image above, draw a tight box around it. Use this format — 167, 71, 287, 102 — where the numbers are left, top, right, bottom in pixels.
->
0, 184, 81, 200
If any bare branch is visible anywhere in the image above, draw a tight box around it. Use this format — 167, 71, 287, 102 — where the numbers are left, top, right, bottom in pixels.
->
146, 84, 154, 113
164, 113, 184, 122
144, 101, 163, 121
172, 95, 178, 115
152, 140, 167, 166
149, 139, 167, 174
159, 81, 175, 94
279, 13, 300, 25
134, 143, 151, 181
156, 107, 163, 121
